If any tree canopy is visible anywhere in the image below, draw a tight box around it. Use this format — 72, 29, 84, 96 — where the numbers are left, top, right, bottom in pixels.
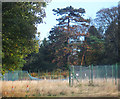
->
2, 2, 46, 71
95, 6, 119, 64
2, 3, 119, 72
48, 6, 90, 68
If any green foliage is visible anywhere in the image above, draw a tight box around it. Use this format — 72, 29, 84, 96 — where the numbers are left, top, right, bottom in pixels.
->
88, 26, 102, 38
3, 4, 118, 72
48, 27, 68, 68
104, 19, 118, 64
77, 25, 105, 66
22, 38, 57, 72
95, 6, 119, 64
2, 2, 46, 71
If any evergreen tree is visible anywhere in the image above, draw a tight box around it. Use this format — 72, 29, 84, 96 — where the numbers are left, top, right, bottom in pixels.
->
49, 6, 90, 68
23, 38, 56, 72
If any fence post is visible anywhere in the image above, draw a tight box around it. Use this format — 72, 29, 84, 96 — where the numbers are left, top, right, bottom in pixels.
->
69, 66, 71, 87
38, 70, 40, 79
105, 65, 107, 82
112, 65, 114, 83
46, 70, 48, 80
60, 70, 61, 80
53, 71, 54, 80
72, 66, 74, 86
115, 63, 118, 85
79, 66, 82, 82
91, 64, 93, 83
96, 65, 98, 79
51, 71, 52, 80
118, 63, 120, 91
89, 65, 91, 83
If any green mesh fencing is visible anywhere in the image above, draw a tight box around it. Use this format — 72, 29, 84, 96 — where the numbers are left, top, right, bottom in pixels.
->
69, 64, 119, 86
2, 71, 39, 81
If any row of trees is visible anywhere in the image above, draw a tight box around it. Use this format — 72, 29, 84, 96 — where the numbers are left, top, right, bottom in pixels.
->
2, 2, 119, 72
23, 5, 119, 71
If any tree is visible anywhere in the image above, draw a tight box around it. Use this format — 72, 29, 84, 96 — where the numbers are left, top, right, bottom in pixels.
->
95, 6, 118, 34
2, 2, 46, 71
77, 26, 105, 66
95, 6, 119, 64
49, 6, 90, 68
104, 19, 118, 64
23, 38, 56, 72
48, 26, 68, 68
118, 3, 120, 64
88, 26, 102, 38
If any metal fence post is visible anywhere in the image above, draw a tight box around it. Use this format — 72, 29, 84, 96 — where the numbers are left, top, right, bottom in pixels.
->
79, 66, 82, 82
53, 71, 54, 80
115, 63, 118, 85
38, 70, 40, 79
118, 63, 120, 91
112, 65, 114, 83
72, 66, 74, 86
89, 65, 91, 83
105, 65, 107, 82
51, 71, 52, 80
96, 65, 98, 79
60, 70, 61, 80
46, 70, 48, 80
91, 64, 93, 83
69, 66, 71, 87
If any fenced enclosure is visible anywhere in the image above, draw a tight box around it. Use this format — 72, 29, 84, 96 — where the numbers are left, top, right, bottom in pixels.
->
69, 64, 119, 87
1, 65, 120, 97
1, 66, 119, 97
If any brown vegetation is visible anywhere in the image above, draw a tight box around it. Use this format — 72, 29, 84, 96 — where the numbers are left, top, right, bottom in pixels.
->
1, 78, 119, 97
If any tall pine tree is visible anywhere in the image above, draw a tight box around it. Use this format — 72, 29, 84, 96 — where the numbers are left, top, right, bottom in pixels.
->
49, 6, 90, 68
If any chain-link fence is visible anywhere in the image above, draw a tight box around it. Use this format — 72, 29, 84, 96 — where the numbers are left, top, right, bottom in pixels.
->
1, 71, 38, 81
1, 70, 69, 81
69, 64, 119, 86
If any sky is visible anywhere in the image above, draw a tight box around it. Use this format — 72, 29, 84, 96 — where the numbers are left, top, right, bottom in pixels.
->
37, 0, 119, 41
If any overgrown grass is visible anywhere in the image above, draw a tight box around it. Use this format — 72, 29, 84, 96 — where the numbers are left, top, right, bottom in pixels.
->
1, 78, 119, 97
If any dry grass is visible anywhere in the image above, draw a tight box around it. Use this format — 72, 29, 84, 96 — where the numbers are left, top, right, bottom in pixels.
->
1, 78, 119, 97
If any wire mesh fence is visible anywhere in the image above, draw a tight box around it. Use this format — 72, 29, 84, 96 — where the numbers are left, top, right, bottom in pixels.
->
1, 70, 69, 81
2, 71, 31, 81
69, 64, 119, 87
1, 64, 119, 87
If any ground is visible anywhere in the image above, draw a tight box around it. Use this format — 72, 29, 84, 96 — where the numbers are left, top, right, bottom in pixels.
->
1, 78, 119, 97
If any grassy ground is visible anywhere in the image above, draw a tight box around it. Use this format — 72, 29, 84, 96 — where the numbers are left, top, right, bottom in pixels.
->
1, 78, 119, 97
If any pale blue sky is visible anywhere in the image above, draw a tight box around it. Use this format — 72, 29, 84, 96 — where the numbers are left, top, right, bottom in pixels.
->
37, 0, 119, 41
